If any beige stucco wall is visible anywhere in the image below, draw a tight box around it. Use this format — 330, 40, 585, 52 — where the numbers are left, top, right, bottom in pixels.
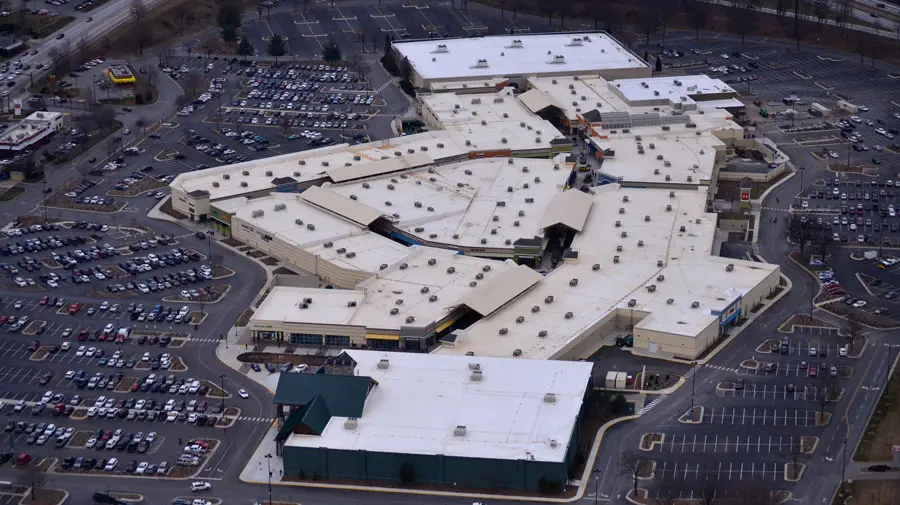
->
171, 188, 211, 219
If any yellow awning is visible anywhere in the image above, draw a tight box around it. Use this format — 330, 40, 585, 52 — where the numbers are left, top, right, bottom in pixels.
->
366, 334, 400, 341
435, 319, 455, 333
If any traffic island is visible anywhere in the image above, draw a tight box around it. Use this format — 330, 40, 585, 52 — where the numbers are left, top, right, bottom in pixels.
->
783, 462, 806, 482
68, 408, 88, 421
757, 339, 780, 353
678, 406, 704, 424
108, 493, 143, 503
114, 377, 137, 392
816, 412, 832, 426
639, 433, 664, 451
202, 381, 230, 399
36, 458, 56, 472
170, 356, 187, 372
211, 266, 235, 279
740, 359, 760, 371
838, 365, 854, 379
777, 313, 838, 333
22, 321, 46, 336
715, 382, 736, 396
18, 489, 68, 505
635, 460, 655, 480
800, 436, 819, 454
106, 178, 167, 197
67, 431, 93, 448
624, 489, 650, 505
29, 348, 50, 361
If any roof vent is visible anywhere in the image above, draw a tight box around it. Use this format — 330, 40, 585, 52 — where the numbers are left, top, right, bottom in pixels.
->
242, 170, 249, 176
405, 316, 415, 323
628, 299, 637, 307
516, 316, 525, 324
344, 418, 358, 429
447, 267, 456, 274
531, 305, 540, 313
564, 312, 573, 319
592, 264, 600, 271
390, 308, 399, 315
499, 328, 508, 335
429, 295, 438, 302
454, 425, 467, 437
726, 264, 735, 272
691, 301, 700, 309
240, 182, 248, 187
613, 255, 620, 263
538, 330, 548, 338
428, 258, 437, 266
470, 370, 483, 381
298, 160, 306, 166
377, 359, 390, 369
469, 281, 478, 287
569, 278, 579, 287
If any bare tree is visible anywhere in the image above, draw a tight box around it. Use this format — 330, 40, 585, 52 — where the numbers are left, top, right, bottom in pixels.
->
697, 470, 720, 505
135, 116, 149, 137
77, 164, 93, 181
181, 73, 205, 101
842, 316, 863, 346
15, 466, 46, 501
90, 105, 118, 134
146, 68, 159, 89
131, 0, 149, 55
107, 139, 119, 157
686, 0, 711, 40
619, 453, 645, 498
175, 94, 188, 109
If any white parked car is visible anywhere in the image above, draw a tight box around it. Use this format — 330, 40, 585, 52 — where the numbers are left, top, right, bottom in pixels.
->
238, 389, 249, 399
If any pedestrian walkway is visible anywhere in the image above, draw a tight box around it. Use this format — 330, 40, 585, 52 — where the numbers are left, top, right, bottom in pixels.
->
638, 395, 667, 416
704, 363, 741, 373
238, 416, 275, 423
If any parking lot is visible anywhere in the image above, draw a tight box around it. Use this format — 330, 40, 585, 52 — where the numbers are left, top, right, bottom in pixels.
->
651, 458, 784, 482
647, 432, 806, 455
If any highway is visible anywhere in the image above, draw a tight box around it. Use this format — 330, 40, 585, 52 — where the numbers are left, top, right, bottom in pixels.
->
12, 0, 170, 103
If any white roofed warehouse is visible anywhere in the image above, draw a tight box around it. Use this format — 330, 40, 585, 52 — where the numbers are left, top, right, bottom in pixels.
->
274, 350, 593, 492
392, 32, 650, 90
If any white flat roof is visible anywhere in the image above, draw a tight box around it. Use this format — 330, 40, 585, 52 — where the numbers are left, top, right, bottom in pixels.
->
609, 75, 737, 107
284, 350, 593, 463
394, 32, 648, 82
254, 286, 366, 326
435, 185, 778, 359
592, 130, 721, 186
326, 156, 570, 250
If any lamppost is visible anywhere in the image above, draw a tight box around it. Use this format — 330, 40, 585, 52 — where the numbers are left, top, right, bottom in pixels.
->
41, 180, 48, 225
884, 343, 900, 387
218, 373, 226, 416
840, 436, 848, 490
592, 468, 601, 505
847, 137, 853, 169
264, 453, 273, 505
5, 412, 13, 451
689, 361, 697, 419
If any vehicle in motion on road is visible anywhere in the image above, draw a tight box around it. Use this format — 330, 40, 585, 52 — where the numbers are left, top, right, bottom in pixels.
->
238, 389, 249, 399
190, 482, 212, 492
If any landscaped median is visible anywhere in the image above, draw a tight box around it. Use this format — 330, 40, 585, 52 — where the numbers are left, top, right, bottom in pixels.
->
854, 360, 900, 462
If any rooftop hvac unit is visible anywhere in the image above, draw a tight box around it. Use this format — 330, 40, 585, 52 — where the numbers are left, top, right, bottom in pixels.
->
395, 298, 404, 305
545, 295, 554, 304
501, 137, 507, 144
480, 238, 487, 244
492, 215, 499, 222
569, 278, 579, 287
251, 209, 264, 218
299, 160, 306, 165
638, 240, 644, 247
654, 169, 660, 175
535, 137, 541, 143
399, 263, 408, 270
454, 425, 467, 436
505, 239, 511, 245
499, 328, 508, 335
240, 182, 248, 187
390, 307, 399, 315
525, 198, 534, 203
273, 203, 286, 211
324, 242, 333, 248
531, 305, 540, 313
407, 148, 415, 154
362, 183, 370, 189
336, 248, 346, 254
293, 171, 301, 177
646, 284, 657, 292
726, 264, 735, 272
664, 161, 672, 167
523, 183, 529, 189
628, 299, 637, 307
592, 264, 600, 271
667, 298, 674, 305
666, 205, 672, 212
687, 176, 693, 182
265, 171, 273, 176
497, 201, 506, 207
657, 260, 664, 267
420, 286, 430, 294
387, 184, 395, 190
435, 43, 448, 52
657, 275, 665, 282
428, 258, 437, 266
430, 233, 438, 239
377, 359, 390, 369
465, 140, 472, 146
307, 224, 316, 230
644, 215, 651, 222
662, 125, 670, 131
344, 418, 358, 429
350, 195, 357, 200
613, 255, 620, 263
347, 301, 357, 307
475, 272, 484, 280
405, 316, 415, 323
619, 207, 625, 214
615, 221, 621, 228
242, 170, 249, 176
470, 370, 483, 381
622, 195, 629, 203
695, 218, 702, 224
565, 312, 573, 319
447, 267, 456, 274
453, 233, 460, 238
429, 295, 438, 302
471, 98, 482, 104
513, 349, 522, 357
544, 393, 557, 403
516, 316, 525, 324
437, 143, 445, 148
656, 155, 663, 160
616, 245, 623, 252
294, 219, 304, 225
212, 182, 219, 187
621, 231, 628, 238
691, 301, 700, 308
665, 175, 672, 181
680, 225, 686, 232
551, 55, 566, 63
538, 330, 548, 337
379, 264, 388, 271
385, 201, 393, 206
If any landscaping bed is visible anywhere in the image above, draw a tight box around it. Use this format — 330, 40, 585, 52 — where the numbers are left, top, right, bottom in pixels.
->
211, 266, 234, 279
19, 489, 67, 505
260, 257, 279, 266
0, 186, 25, 202
237, 351, 329, 367
158, 198, 187, 220
778, 313, 837, 332
106, 178, 167, 197
820, 301, 900, 328
220, 238, 243, 247
834, 480, 900, 505
640, 433, 663, 451
67, 430, 93, 448
202, 381, 228, 398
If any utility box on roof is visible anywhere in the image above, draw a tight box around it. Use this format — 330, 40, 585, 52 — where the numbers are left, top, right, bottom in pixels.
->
615, 372, 627, 389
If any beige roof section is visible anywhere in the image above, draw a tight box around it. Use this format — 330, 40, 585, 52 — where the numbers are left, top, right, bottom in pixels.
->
537, 190, 594, 232
300, 185, 384, 227
454, 264, 543, 316
518, 88, 558, 114
325, 152, 434, 183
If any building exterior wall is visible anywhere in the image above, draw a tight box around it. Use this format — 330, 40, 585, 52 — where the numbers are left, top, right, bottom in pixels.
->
171, 189, 211, 221
282, 441, 570, 491
230, 216, 372, 289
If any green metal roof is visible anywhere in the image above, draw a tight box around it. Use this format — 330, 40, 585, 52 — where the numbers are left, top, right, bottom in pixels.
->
275, 407, 308, 442
273, 373, 373, 418
300, 396, 332, 435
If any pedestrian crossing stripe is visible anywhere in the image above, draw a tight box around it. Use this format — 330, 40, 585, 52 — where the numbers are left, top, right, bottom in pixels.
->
638, 395, 667, 416
238, 416, 274, 423
704, 364, 740, 373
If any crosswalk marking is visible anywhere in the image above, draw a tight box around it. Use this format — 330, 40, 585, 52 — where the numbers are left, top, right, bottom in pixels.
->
237, 416, 275, 423
704, 364, 740, 373
638, 395, 667, 415
374, 80, 393, 94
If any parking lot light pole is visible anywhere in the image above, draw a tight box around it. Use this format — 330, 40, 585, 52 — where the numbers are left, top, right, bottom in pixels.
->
592, 468, 601, 505
5, 412, 13, 451
884, 344, 900, 387
41, 180, 48, 225
689, 361, 696, 419
218, 373, 226, 415
264, 453, 273, 505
